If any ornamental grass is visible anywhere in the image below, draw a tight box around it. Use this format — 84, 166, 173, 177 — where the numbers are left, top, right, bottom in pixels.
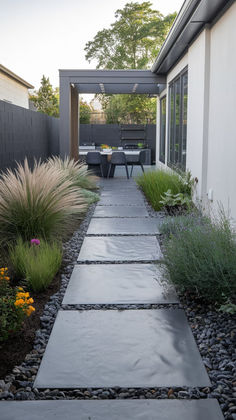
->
10, 238, 62, 292
0, 159, 87, 244
136, 169, 184, 211
47, 156, 98, 191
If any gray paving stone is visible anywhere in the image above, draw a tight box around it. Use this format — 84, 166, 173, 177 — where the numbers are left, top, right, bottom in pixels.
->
34, 309, 210, 388
93, 205, 149, 217
77, 236, 162, 262
0, 400, 224, 420
62, 264, 178, 305
98, 192, 145, 206
87, 217, 160, 235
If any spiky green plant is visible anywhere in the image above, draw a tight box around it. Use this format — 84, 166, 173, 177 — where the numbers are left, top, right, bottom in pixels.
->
10, 238, 62, 292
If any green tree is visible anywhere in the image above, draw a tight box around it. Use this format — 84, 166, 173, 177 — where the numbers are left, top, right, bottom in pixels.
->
85, 2, 176, 69
80, 100, 91, 124
84, 2, 176, 123
29, 76, 59, 117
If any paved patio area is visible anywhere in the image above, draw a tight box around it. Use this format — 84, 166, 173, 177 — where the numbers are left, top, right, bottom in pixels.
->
4, 177, 223, 419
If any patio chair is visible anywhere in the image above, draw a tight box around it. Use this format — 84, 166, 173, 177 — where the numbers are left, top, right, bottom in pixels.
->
107, 152, 129, 179
86, 151, 104, 177
130, 150, 146, 177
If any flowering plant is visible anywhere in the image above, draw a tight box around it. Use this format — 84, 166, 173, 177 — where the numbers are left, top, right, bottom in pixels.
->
0, 269, 35, 342
31, 238, 40, 246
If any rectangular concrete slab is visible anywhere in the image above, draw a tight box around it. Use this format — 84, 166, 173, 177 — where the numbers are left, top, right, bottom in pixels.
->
87, 217, 160, 235
77, 236, 162, 262
34, 309, 210, 388
0, 400, 224, 420
62, 264, 178, 305
98, 192, 145, 206
93, 205, 149, 217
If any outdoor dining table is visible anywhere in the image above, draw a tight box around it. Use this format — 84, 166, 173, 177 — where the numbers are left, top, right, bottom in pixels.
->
79, 149, 142, 177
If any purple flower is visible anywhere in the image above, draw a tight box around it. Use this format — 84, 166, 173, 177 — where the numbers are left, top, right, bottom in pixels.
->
31, 238, 40, 246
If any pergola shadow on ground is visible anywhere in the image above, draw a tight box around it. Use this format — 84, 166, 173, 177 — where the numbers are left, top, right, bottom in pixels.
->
59, 69, 166, 159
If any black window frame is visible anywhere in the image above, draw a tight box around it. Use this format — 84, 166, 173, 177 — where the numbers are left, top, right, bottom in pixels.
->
167, 67, 188, 170
159, 95, 166, 164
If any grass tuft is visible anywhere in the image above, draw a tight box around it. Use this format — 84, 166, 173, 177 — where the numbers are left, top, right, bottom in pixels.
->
10, 238, 62, 292
136, 169, 184, 211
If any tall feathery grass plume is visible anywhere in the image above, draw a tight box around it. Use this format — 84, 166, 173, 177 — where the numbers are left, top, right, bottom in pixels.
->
47, 156, 98, 190
0, 159, 87, 244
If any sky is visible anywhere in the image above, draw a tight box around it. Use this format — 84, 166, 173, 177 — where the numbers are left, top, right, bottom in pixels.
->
0, 0, 183, 99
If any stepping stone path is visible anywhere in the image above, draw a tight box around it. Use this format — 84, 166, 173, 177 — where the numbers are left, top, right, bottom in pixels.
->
1, 177, 224, 419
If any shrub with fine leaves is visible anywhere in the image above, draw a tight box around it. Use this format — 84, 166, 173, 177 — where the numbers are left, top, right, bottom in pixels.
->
163, 215, 236, 302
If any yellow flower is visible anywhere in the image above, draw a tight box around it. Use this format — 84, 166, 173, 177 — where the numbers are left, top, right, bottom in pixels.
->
18, 287, 24, 291
4, 276, 10, 281
14, 299, 25, 307
16, 292, 26, 298
27, 298, 34, 304
26, 306, 35, 316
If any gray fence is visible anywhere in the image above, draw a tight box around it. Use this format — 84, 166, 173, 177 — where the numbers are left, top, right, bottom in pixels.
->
0, 101, 156, 172
0, 100, 59, 172
80, 124, 156, 163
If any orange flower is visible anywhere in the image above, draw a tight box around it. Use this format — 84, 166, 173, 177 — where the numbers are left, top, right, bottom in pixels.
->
14, 299, 25, 307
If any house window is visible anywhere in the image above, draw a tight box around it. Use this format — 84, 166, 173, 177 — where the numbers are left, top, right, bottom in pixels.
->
168, 69, 188, 169
159, 96, 166, 163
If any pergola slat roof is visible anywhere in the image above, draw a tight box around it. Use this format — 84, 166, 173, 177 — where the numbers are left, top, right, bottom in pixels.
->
59, 69, 166, 95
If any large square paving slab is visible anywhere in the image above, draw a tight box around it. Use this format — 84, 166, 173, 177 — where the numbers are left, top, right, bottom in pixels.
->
98, 192, 145, 206
93, 205, 149, 217
77, 236, 162, 262
62, 264, 178, 305
0, 400, 224, 420
34, 309, 210, 388
87, 217, 160, 235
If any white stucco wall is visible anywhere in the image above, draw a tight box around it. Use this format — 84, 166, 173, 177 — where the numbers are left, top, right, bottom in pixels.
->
0, 72, 29, 108
156, 2, 236, 220
206, 3, 236, 220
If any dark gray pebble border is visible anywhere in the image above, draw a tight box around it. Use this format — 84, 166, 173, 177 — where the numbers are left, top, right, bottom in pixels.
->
0, 186, 236, 420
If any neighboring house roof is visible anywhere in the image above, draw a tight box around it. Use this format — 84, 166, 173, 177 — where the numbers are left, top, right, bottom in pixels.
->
0, 64, 34, 89
152, 0, 233, 74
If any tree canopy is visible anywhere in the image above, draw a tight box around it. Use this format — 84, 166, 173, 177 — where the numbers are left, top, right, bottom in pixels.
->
85, 2, 176, 70
30, 76, 91, 123
29, 76, 59, 117
84, 2, 176, 123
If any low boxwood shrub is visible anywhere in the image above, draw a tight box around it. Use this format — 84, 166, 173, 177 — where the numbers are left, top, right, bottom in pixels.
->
163, 214, 236, 303
10, 238, 62, 292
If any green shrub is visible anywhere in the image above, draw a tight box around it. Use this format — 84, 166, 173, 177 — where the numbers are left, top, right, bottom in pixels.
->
136, 169, 184, 211
80, 188, 100, 204
47, 156, 98, 191
163, 215, 236, 302
160, 213, 209, 237
0, 159, 86, 244
0, 271, 35, 342
10, 238, 62, 292
160, 190, 192, 215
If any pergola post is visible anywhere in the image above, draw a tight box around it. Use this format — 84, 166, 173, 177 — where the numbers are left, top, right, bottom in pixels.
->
59, 75, 70, 157
70, 86, 79, 161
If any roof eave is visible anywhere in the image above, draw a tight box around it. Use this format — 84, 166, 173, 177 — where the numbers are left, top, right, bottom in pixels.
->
0, 64, 34, 89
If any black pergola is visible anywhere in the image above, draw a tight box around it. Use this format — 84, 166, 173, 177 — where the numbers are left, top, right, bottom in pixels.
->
59, 69, 166, 159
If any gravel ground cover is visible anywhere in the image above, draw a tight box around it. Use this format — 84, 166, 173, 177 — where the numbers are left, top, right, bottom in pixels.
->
0, 181, 235, 420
